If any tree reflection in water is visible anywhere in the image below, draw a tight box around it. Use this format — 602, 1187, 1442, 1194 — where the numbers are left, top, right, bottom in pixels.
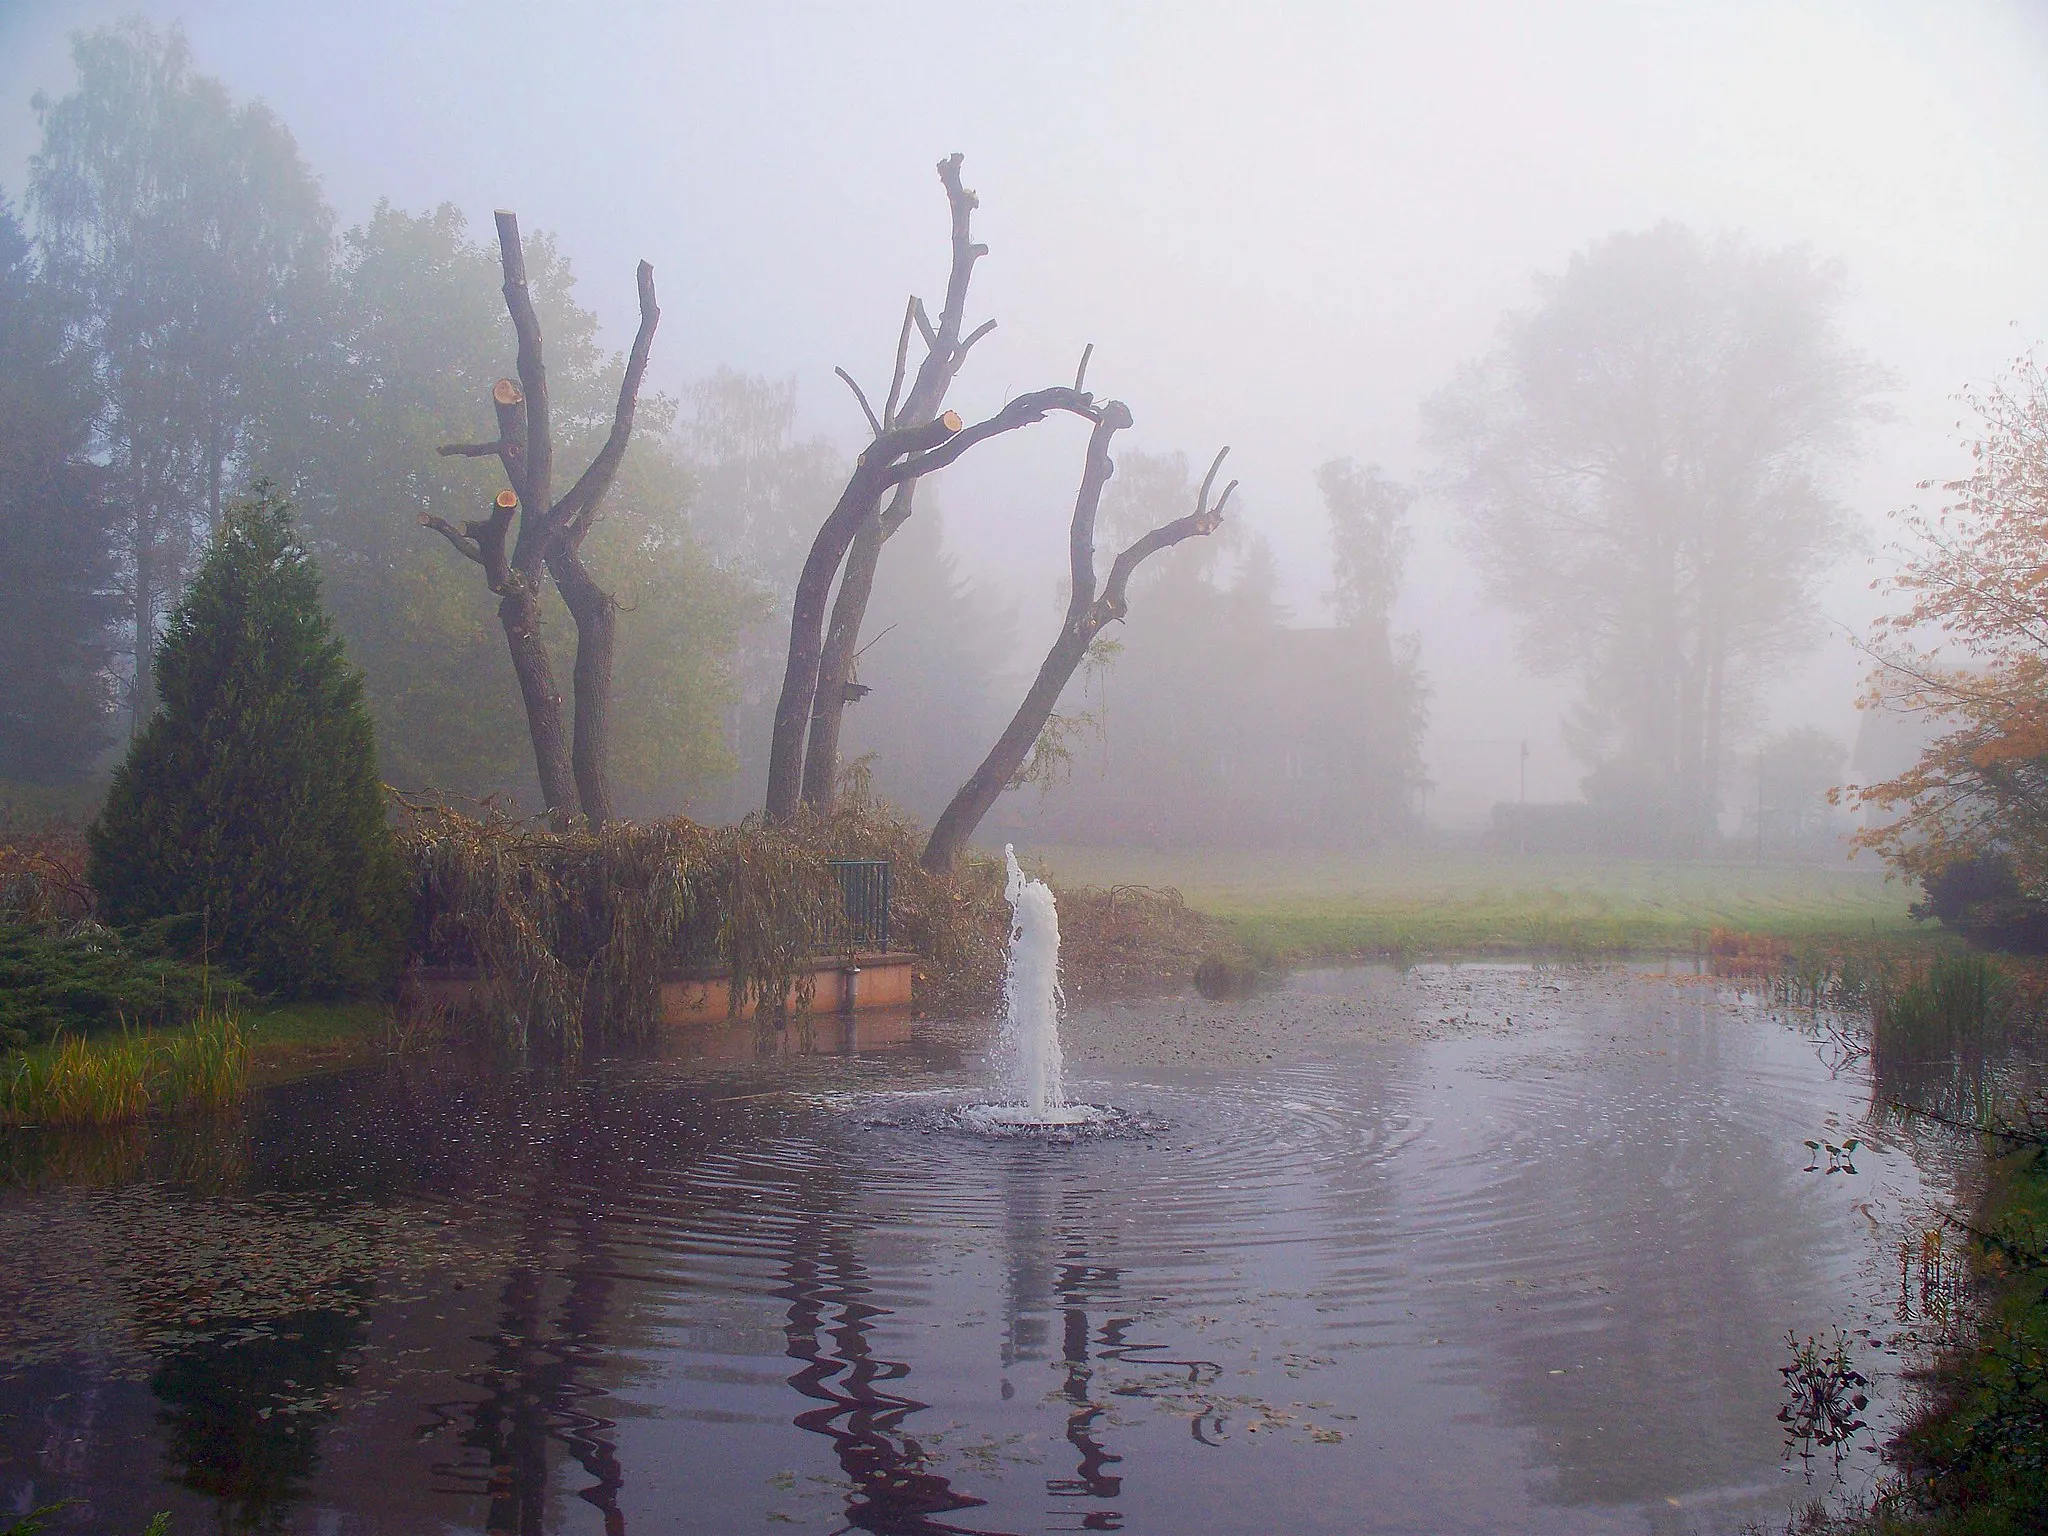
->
780, 1196, 1001, 1535
1051, 1261, 1124, 1528
426, 1099, 634, 1536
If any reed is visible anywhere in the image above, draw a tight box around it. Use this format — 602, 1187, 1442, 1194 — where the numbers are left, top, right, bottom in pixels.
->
1, 1009, 251, 1127
4, 1031, 151, 1125
155, 1008, 250, 1114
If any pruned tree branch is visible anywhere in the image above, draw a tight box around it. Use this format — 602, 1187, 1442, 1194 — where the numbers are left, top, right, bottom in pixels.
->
921, 407, 1230, 870
883, 297, 917, 428
1100, 447, 1235, 621
494, 211, 552, 520
886, 386, 1096, 486
419, 513, 483, 563
549, 259, 660, 549
836, 366, 884, 438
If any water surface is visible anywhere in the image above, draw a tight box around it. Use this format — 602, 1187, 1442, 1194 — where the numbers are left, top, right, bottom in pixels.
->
0, 966, 1966, 1533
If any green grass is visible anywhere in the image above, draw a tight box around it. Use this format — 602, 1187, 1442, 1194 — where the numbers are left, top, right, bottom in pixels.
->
0, 1000, 393, 1124
1, 1010, 249, 1125
239, 998, 393, 1084
1840, 1142, 2048, 1535
1027, 847, 1925, 959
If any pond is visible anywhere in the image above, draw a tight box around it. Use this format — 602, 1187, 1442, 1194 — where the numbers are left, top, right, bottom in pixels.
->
0, 964, 1975, 1534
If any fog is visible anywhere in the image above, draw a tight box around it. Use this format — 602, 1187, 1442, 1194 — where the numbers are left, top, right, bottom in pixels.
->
6, 0, 2045, 829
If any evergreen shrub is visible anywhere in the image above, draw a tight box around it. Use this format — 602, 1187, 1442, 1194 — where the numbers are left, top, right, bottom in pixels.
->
88, 490, 407, 996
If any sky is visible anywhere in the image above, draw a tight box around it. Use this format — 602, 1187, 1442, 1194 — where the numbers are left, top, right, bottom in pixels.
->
3, 0, 2044, 824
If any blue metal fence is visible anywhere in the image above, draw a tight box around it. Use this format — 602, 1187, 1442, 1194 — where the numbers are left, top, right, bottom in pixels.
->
826, 859, 892, 953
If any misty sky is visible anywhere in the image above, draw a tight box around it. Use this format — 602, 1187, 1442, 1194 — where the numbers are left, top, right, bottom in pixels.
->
4, 0, 2044, 823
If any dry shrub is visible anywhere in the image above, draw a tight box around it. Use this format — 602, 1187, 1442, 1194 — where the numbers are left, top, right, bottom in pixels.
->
1708, 926, 1792, 978
1054, 883, 1225, 997
0, 823, 94, 932
397, 789, 1239, 1045
397, 794, 1010, 1047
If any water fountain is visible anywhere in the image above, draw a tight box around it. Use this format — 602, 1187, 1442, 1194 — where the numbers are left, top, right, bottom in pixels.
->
958, 847, 1111, 1132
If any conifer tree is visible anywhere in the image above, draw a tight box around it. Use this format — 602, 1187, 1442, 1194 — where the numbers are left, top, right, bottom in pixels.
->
88, 489, 406, 995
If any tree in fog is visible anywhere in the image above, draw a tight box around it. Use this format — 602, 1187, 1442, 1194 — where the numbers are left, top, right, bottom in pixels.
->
766, 155, 1096, 823
29, 20, 330, 729
680, 369, 841, 591
674, 369, 840, 817
248, 204, 754, 813
994, 453, 1426, 850
1427, 224, 1884, 845
1320, 458, 1410, 644
0, 197, 118, 782
1754, 726, 1847, 845
1853, 351, 2048, 896
923, 405, 1233, 870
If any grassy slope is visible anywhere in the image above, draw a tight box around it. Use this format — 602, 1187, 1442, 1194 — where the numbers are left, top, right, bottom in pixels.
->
1025, 846, 1925, 958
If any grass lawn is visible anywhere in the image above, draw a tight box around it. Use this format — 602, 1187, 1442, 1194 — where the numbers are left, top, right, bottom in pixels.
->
242, 998, 393, 1084
1021, 845, 1928, 960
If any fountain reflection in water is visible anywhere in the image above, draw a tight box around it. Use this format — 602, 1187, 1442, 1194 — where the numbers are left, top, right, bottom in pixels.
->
959, 847, 1111, 1133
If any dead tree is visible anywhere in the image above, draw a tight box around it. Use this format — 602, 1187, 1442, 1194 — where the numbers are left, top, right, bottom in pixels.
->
799, 155, 999, 812
764, 382, 1098, 823
921, 408, 1234, 872
424, 211, 659, 828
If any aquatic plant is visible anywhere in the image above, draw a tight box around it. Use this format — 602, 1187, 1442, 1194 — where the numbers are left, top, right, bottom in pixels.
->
1, 1010, 250, 1127
4, 1030, 152, 1124
1777, 1328, 1870, 1471
155, 1009, 250, 1114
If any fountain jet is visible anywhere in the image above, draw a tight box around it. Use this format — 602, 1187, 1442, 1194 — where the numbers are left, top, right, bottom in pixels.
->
1001, 845, 1067, 1113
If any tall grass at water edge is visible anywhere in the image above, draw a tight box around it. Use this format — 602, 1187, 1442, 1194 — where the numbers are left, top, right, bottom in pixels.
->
1, 1009, 250, 1126
1747, 944, 2048, 1534
1756, 942, 2033, 1124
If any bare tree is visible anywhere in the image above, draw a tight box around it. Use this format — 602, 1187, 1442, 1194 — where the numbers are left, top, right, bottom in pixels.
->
921, 404, 1234, 871
770, 155, 1011, 814
763, 379, 1096, 823
423, 211, 658, 827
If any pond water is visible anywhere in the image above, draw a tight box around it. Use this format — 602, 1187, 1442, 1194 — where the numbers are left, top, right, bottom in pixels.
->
0, 964, 1973, 1534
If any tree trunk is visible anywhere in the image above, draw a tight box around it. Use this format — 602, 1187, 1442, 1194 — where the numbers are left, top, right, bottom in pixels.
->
765, 390, 1087, 823
129, 473, 154, 737
427, 222, 657, 829
767, 471, 892, 822
923, 624, 1091, 872
548, 545, 617, 828
921, 411, 1231, 873
795, 157, 994, 810
497, 578, 577, 822
801, 500, 890, 809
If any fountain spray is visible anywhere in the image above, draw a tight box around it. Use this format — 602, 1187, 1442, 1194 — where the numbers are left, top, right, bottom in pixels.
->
1001, 845, 1066, 1113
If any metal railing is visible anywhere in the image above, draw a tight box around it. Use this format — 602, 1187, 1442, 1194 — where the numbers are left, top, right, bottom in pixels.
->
827, 859, 892, 953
